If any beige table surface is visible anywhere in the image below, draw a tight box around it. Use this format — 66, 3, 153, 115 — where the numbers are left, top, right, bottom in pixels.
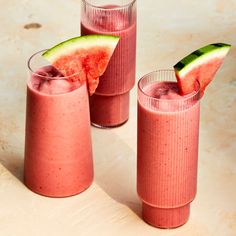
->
0, 0, 236, 235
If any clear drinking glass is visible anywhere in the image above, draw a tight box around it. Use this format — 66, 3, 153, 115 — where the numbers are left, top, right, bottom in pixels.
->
81, 0, 137, 128
24, 50, 94, 197
137, 70, 200, 228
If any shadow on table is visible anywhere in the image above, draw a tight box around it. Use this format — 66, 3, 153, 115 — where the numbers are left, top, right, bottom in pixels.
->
92, 127, 141, 217
0, 150, 24, 183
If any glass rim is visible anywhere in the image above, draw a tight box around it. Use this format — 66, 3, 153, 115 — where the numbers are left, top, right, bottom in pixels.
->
27, 49, 82, 80
81, 0, 136, 10
138, 69, 201, 103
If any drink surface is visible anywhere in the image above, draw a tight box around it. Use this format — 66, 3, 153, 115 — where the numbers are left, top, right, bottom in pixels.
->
29, 65, 81, 95
141, 81, 197, 112
144, 81, 183, 100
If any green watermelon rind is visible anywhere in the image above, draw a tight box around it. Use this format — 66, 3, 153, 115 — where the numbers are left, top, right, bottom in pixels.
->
174, 43, 231, 77
42, 35, 119, 62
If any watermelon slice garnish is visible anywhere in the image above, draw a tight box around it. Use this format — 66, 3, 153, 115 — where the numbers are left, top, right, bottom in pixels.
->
174, 43, 231, 96
42, 35, 119, 95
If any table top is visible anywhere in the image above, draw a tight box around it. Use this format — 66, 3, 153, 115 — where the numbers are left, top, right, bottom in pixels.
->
0, 0, 236, 235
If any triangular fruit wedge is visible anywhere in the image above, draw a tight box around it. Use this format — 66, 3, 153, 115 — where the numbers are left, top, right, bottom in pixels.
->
42, 35, 119, 95
174, 43, 231, 96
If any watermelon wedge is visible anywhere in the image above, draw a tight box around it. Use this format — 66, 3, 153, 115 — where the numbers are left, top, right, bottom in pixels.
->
42, 35, 119, 95
174, 43, 231, 96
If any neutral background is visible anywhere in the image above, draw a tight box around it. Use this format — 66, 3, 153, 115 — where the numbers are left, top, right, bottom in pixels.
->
0, 0, 236, 235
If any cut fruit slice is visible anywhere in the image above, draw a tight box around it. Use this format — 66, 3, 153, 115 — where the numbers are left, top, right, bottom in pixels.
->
174, 43, 231, 96
42, 35, 119, 95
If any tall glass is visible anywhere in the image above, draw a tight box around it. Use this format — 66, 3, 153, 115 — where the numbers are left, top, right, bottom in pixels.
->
81, 0, 137, 128
137, 70, 200, 228
24, 50, 94, 197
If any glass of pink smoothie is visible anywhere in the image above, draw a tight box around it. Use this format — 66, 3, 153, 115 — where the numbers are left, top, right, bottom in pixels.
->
24, 50, 94, 197
137, 70, 201, 228
81, 0, 136, 128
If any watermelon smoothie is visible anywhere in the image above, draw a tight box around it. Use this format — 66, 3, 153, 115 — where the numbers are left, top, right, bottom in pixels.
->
137, 71, 200, 228
24, 50, 93, 197
81, 0, 136, 127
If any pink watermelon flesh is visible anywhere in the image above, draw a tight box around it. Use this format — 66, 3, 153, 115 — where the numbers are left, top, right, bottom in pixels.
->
52, 46, 112, 95
174, 43, 231, 97
175, 57, 225, 97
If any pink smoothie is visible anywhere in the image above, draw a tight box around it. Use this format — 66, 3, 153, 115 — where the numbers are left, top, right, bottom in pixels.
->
24, 66, 93, 197
81, 3, 136, 127
137, 81, 200, 228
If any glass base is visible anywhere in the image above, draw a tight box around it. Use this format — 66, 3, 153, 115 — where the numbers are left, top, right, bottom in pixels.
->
91, 118, 129, 129
24, 178, 93, 198
89, 92, 130, 128
142, 202, 190, 229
